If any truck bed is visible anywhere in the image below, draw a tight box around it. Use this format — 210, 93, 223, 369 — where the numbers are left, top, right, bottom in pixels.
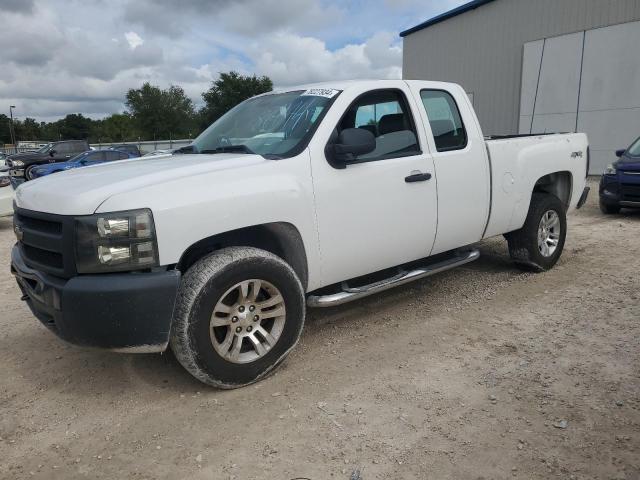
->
482, 132, 589, 239
484, 132, 566, 140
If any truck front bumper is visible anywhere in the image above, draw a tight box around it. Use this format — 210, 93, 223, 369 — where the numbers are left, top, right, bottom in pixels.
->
11, 245, 181, 352
599, 173, 640, 208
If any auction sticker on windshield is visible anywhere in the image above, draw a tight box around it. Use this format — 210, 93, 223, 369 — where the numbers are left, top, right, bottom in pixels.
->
302, 88, 340, 98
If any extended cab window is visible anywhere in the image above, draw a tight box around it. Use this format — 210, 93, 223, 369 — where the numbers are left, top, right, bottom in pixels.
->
420, 90, 467, 152
68, 142, 85, 154
334, 89, 420, 162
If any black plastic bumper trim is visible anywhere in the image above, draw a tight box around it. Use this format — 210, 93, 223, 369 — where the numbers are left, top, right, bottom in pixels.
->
576, 186, 590, 209
11, 245, 180, 351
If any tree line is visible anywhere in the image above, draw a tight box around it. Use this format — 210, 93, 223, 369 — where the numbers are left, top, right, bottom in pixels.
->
1, 72, 273, 145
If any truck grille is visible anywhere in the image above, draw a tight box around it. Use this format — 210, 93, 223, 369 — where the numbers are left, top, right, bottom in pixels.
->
620, 183, 640, 203
14, 208, 77, 278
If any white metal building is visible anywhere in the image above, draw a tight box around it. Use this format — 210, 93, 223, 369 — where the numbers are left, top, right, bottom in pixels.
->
401, 0, 640, 173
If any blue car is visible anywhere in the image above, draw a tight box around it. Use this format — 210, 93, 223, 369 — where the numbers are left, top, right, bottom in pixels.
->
29, 149, 136, 179
599, 136, 640, 214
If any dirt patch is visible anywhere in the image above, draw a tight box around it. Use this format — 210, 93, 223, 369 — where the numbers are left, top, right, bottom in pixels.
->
1, 179, 638, 479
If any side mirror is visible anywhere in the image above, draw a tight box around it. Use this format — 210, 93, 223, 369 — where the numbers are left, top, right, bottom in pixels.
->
615, 149, 626, 158
326, 128, 376, 168
49, 150, 56, 157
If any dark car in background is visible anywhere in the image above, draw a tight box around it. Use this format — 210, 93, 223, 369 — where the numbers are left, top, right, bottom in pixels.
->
599, 136, 640, 214
29, 149, 136, 179
7, 140, 90, 185
111, 144, 141, 157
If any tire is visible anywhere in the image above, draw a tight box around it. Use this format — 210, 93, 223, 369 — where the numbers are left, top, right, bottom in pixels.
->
599, 200, 620, 215
170, 247, 305, 389
506, 192, 567, 272
25, 165, 36, 180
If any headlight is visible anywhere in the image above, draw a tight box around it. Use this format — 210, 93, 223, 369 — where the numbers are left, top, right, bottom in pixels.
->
75, 209, 159, 273
11, 160, 24, 167
604, 164, 617, 175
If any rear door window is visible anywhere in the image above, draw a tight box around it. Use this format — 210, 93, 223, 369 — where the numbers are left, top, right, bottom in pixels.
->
103, 151, 122, 161
70, 142, 86, 154
55, 143, 71, 155
420, 90, 467, 152
86, 151, 106, 162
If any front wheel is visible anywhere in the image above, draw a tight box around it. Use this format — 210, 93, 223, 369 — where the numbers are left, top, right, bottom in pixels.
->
170, 247, 305, 388
25, 165, 37, 180
506, 192, 567, 272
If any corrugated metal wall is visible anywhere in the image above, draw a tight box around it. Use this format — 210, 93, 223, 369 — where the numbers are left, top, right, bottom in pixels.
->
518, 21, 640, 172
402, 0, 640, 137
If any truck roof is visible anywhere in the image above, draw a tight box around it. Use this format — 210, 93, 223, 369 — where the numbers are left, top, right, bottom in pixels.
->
271, 79, 461, 95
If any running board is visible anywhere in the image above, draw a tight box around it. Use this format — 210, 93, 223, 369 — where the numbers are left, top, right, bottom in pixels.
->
307, 249, 480, 308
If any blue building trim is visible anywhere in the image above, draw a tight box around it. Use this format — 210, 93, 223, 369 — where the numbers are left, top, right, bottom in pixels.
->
399, 0, 497, 37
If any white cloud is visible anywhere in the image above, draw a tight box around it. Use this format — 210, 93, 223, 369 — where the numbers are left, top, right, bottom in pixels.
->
249, 32, 402, 86
125, 31, 144, 50
0, 0, 466, 122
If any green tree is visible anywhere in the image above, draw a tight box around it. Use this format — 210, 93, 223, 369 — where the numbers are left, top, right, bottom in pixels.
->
200, 72, 273, 128
15, 117, 43, 140
40, 120, 63, 141
89, 113, 137, 143
125, 83, 196, 140
0, 114, 12, 145
58, 113, 93, 139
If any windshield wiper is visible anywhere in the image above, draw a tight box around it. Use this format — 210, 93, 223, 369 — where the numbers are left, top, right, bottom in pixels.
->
201, 145, 256, 155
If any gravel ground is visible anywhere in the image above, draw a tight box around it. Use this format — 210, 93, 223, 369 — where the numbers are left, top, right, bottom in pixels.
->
1, 178, 638, 480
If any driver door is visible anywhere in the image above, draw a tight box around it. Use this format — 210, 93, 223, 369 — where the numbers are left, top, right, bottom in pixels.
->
309, 86, 438, 286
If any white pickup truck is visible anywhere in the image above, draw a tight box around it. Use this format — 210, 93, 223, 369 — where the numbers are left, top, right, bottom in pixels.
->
11, 80, 590, 388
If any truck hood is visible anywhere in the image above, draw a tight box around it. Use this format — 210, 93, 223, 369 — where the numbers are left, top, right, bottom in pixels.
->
8, 151, 48, 165
15, 153, 267, 215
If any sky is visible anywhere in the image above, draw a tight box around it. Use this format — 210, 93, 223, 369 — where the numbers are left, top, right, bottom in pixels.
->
0, 0, 466, 122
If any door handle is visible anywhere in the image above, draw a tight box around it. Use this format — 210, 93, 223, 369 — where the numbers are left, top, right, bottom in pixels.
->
405, 172, 432, 183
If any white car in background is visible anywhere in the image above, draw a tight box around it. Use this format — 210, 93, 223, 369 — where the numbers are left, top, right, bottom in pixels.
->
0, 172, 14, 217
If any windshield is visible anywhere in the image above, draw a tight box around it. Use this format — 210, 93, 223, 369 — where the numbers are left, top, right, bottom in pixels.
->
626, 137, 640, 157
35, 143, 53, 153
192, 89, 339, 158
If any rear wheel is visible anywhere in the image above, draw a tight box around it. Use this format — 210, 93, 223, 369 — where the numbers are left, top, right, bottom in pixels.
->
599, 200, 620, 214
170, 247, 305, 388
506, 193, 567, 272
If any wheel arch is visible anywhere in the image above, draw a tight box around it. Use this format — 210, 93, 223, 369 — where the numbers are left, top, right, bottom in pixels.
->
176, 222, 309, 290
532, 171, 573, 211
